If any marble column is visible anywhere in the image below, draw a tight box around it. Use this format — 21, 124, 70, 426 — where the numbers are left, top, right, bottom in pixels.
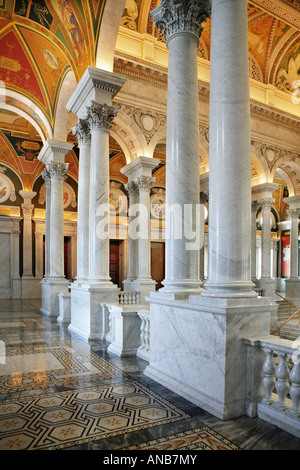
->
42, 167, 51, 278
145, 0, 276, 422
252, 183, 278, 301
48, 161, 69, 279
38, 140, 73, 318
121, 156, 159, 302
284, 195, 300, 307
124, 181, 139, 282
86, 102, 117, 284
251, 200, 259, 283
19, 190, 40, 298
66, 67, 126, 341
72, 119, 91, 283
203, 0, 255, 298
19, 190, 36, 278
151, 0, 210, 298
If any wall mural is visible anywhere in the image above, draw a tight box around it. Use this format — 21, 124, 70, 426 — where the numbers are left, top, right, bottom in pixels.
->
0, 165, 16, 203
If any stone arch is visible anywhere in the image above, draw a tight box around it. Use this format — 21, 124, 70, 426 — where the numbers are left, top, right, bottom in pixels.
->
0, 87, 52, 142
95, 0, 127, 72
53, 69, 77, 141
250, 142, 270, 183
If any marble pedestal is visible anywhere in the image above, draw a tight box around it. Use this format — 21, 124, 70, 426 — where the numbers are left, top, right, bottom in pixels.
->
69, 283, 119, 341
57, 292, 71, 324
40, 278, 69, 320
145, 292, 276, 420
123, 279, 156, 304
21, 276, 42, 299
255, 278, 278, 324
107, 304, 145, 357
285, 279, 300, 308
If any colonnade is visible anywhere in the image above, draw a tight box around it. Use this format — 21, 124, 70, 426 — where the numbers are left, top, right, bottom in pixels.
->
36, 0, 300, 420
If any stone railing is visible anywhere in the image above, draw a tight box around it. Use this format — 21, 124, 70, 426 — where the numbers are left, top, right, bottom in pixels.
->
137, 311, 150, 362
245, 335, 300, 438
118, 291, 140, 305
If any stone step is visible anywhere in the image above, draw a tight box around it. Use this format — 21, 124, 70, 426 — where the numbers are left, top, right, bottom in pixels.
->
271, 321, 300, 341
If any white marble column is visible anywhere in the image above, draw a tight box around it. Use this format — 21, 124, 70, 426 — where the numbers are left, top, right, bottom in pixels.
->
284, 195, 300, 306
136, 176, 155, 281
124, 181, 139, 282
86, 103, 117, 284
38, 140, 73, 318
72, 119, 91, 282
42, 167, 51, 278
121, 156, 159, 301
48, 161, 69, 279
203, 0, 255, 298
251, 182, 278, 300
66, 67, 126, 341
251, 200, 259, 282
151, 0, 210, 298
145, 0, 276, 422
260, 197, 274, 280
19, 190, 36, 278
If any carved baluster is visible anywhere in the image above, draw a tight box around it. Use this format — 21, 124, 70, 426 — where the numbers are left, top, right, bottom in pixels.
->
288, 353, 300, 417
274, 352, 289, 411
261, 348, 276, 404
140, 317, 146, 350
145, 316, 150, 351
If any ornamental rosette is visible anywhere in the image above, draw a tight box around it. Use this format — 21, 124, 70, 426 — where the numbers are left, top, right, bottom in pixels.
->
151, 0, 211, 45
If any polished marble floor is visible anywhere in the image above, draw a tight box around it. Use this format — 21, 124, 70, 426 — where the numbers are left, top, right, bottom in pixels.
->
0, 299, 300, 453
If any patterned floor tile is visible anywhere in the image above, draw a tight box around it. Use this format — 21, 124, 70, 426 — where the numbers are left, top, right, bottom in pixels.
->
124, 426, 242, 450
0, 382, 189, 450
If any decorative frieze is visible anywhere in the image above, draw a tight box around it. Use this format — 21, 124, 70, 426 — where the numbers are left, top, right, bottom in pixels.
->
251, 139, 300, 172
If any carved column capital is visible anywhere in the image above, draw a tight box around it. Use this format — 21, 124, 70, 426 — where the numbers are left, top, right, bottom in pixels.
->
151, 0, 211, 46
72, 118, 91, 145
47, 162, 69, 182
288, 208, 300, 219
86, 102, 118, 132
260, 197, 273, 211
136, 176, 156, 192
125, 181, 139, 196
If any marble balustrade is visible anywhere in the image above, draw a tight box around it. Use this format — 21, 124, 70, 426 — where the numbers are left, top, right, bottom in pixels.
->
245, 335, 300, 438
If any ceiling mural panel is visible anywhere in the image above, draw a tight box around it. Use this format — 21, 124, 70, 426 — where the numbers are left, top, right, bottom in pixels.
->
0, 27, 47, 110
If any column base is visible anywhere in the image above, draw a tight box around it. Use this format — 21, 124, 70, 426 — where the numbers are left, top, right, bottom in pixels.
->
144, 292, 276, 420
57, 292, 71, 324
285, 278, 300, 308
157, 279, 203, 301
21, 276, 42, 299
40, 278, 69, 320
69, 282, 120, 342
201, 280, 257, 298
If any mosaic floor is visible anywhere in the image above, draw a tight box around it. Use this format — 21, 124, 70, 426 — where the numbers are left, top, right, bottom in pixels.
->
0, 299, 300, 453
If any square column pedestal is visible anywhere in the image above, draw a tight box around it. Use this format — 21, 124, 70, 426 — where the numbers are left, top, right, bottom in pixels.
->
40, 278, 69, 320
69, 283, 119, 341
144, 292, 277, 420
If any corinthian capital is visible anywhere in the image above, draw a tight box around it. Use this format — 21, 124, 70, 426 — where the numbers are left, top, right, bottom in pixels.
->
86, 102, 118, 131
72, 119, 90, 145
136, 176, 156, 192
151, 0, 211, 46
47, 162, 69, 182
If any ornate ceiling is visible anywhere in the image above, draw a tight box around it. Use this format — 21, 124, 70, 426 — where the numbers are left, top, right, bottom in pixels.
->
0, 0, 299, 192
